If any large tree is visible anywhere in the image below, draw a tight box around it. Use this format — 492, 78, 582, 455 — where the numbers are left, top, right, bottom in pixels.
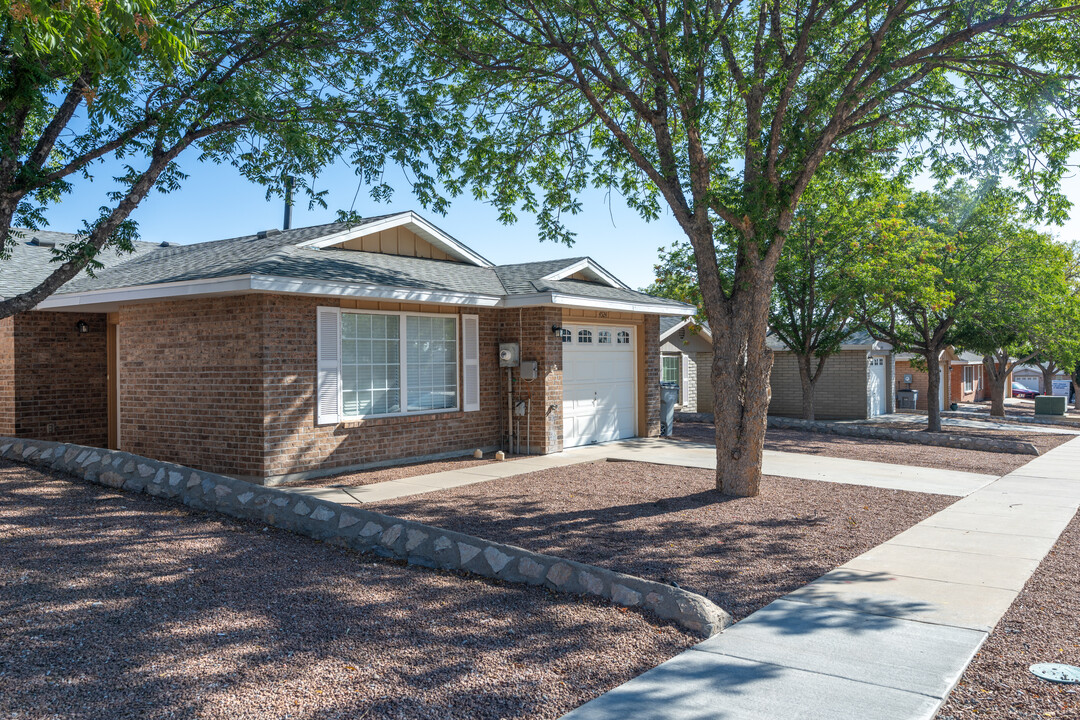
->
408, 0, 1080, 495
0, 0, 445, 317
859, 180, 1048, 431
650, 168, 905, 420
954, 236, 1080, 415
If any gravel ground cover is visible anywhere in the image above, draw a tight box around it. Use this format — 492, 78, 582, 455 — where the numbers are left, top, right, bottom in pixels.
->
674, 422, 1035, 476
0, 461, 697, 720
966, 400, 1080, 420
373, 462, 955, 620
939, 507, 1080, 720
854, 421, 1074, 456
283, 452, 523, 489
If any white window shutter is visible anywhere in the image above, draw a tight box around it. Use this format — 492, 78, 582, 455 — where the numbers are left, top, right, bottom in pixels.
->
316, 307, 341, 424
681, 353, 690, 405
462, 314, 480, 411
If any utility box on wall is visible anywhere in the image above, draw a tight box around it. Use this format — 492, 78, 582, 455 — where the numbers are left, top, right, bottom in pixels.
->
519, 360, 538, 380
498, 343, 519, 367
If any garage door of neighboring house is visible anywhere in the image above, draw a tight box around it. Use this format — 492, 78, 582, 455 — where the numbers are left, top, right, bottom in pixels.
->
868, 355, 887, 416
562, 324, 637, 447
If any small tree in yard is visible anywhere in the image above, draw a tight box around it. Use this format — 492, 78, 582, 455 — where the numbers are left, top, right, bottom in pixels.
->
0, 0, 447, 318
650, 169, 903, 420
858, 181, 1041, 432
954, 237, 1080, 415
408, 0, 1080, 496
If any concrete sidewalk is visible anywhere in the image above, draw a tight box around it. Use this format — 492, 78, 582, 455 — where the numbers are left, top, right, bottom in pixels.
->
851, 412, 1080, 435
560, 435, 1080, 720
289, 437, 996, 505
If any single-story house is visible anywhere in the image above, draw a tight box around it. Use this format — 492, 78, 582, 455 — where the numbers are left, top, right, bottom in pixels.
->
895, 348, 970, 411
949, 352, 987, 404
0, 212, 692, 484
1013, 363, 1073, 396
766, 330, 894, 419
659, 322, 894, 420
659, 316, 712, 413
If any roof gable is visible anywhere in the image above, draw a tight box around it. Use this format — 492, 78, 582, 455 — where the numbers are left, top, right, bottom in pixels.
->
538, 258, 627, 289
294, 212, 493, 267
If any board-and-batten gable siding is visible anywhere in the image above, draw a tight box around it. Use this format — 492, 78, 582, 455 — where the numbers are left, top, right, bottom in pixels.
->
333, 226, 457, 261
768, 349, 870, 420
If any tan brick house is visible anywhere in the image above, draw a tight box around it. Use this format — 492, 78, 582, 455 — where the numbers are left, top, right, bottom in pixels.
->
659, 316, 712, 413
1, 213, 691, 484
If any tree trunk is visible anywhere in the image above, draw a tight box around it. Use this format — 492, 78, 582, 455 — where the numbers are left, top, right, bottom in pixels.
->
1041, 365, 1056, 397
925, 350, 943, 432
710, 271, 774, 498
797, 354, 817, 420
1072, 372, 1079, 409
982, 355, 1008, 417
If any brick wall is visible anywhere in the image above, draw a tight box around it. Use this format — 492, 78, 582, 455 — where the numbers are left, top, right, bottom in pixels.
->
896, 359, 951, 410
117, 296, 266, 477
11, 312, 108, 446
695, 351, 714, 413
951, 364, 986, 403
114, 294, 664, 482
0, 317, 13, 436
642, 315, 661, 437
769, 349, 869, 420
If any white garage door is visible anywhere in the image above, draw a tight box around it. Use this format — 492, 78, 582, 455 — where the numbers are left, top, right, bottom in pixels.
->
562, 324, 637, 447
868, 355, 887, 417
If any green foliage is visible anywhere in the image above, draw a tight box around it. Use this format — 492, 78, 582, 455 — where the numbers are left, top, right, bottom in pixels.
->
0, 0, 457, 313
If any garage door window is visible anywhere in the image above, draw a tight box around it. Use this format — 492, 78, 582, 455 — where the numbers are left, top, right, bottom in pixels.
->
662, 355, 680, 384
559, 328, 572, 343
598, 330, 611, 344
617, 330, 630, 344
578, 329, 592, 343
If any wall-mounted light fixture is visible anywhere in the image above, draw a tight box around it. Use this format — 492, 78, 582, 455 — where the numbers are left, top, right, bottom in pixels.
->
551, 324, 562, 335
75, 320, 89, 334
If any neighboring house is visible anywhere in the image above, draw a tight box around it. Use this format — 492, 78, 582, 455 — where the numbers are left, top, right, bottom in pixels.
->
766, 331, 895, 420
895, 347, 966, 411
949, 352, 987, 404
659, 316, 712, 413
0, 212, 692, 484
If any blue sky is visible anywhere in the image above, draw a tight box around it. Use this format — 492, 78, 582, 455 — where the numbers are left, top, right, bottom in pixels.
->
38, 152, 1080, 292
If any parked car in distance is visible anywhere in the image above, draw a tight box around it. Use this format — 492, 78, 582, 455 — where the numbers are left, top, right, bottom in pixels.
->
1012, 382, 1038, 399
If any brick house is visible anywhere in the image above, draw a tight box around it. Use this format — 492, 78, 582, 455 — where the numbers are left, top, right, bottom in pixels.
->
659, 316, 712, 413
1, 213, 692, 484
894, 347, 965, 411
766, 331, 894, 420
659, 323, 894, 420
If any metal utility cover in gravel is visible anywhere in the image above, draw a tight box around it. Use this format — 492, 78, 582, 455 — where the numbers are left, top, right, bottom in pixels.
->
372, 461, 956, 620
675, 422, 1038, 476
0, 462, 697, 720
938, 507, 1080, 719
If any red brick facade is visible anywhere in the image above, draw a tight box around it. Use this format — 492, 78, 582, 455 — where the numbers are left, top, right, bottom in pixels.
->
0, 312, 109, 446
6, 295, 662, 483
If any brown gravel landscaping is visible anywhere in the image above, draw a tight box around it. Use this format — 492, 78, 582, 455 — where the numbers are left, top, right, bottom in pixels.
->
372, 461, 956, 620
283, 451, 522, 489
0, 460, 697, 720
675, 422, 1038, 476
938, 507, 1080, 720
856, 421, 1075, 456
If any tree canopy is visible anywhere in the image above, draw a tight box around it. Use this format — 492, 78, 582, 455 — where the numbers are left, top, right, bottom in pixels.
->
408, 0, 1080, 495
0, 0, 450, 316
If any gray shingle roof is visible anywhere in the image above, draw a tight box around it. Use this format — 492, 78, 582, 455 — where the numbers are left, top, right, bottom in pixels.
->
0, 229, 162, 299
3, 214, 687, 312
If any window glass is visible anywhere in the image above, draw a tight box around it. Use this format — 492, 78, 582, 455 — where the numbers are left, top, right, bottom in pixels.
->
559, 328, 572, 343
341, 313, 400, 417
406, 315, 458, 411
578, 329, 592, 343
662, 355, 680, 384
617, 330, 630, 344
598, 330, 611, 344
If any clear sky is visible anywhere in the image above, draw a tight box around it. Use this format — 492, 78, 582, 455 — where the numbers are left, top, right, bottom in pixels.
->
37, 151, 1080, 292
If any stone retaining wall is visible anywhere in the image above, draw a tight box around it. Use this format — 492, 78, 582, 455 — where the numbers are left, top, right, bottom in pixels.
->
767, 416, 1039, 456
0, 437, 730, 637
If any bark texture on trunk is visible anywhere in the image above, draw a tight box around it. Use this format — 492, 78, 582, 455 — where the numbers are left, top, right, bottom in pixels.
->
982, 354, 1009, 417
925, 350, 943, 432
1040, 363, 1058, 397
796, 353, 825, 420
710, 273, 774, 498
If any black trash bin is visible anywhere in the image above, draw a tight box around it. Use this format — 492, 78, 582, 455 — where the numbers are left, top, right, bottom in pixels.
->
660, 382, 679, 436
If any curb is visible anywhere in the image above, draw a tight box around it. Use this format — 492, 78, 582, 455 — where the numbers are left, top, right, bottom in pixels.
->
0, 437, 731, 637
767, 417, 1039, 456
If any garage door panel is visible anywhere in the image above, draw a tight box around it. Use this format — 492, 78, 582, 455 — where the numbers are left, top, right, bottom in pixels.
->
562, 324, 637, 448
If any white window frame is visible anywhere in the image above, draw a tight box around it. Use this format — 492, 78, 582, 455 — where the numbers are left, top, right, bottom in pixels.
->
662, 354, 681, 385
328, 308, 463, 423
963, 365, 974, 393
